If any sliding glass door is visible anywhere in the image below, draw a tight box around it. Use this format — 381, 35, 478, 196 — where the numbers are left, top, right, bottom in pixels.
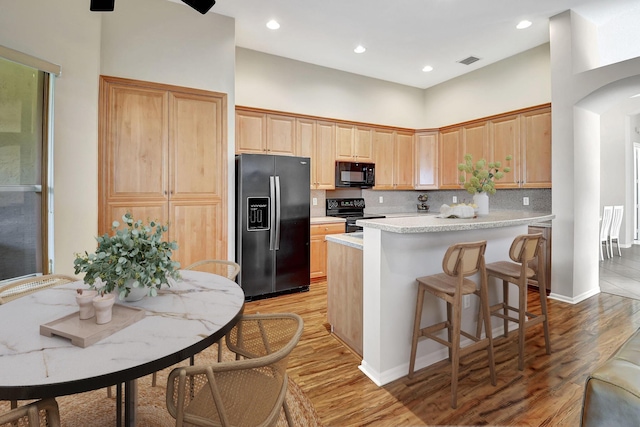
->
0, 58, 47, 281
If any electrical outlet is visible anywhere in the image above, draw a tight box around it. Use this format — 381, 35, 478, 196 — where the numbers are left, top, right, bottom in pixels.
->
452, 196, 458, 204
379, 196, 384, 203
463, 295, 470, 309
523, 197, 530, 206
312, 198, 318, 206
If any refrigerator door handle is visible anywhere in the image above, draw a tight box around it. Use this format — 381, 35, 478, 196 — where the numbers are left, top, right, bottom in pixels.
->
269, 176, 276, 251
274, 175, 281, 250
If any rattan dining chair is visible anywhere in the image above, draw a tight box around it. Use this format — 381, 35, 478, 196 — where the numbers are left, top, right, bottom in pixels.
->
166, 313, 304, 427
0, 274, 77, 304
0, 398, 61, 427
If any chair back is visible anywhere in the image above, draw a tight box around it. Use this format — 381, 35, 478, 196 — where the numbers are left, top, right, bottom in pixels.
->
509, 234, 543, 264
184, 259, 241, 280
442, 241, 487, 278
0, 398, 61, 427
0, 274, 77, 304
610, 205, 624, 240
167, 313, 304, 427
600, 206, 614, 242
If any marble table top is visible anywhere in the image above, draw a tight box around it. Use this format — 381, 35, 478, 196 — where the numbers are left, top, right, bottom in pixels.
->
0, 270, 244, 400
356, 210, 554, 234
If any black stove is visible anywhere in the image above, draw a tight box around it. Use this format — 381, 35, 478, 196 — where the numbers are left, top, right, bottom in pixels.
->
326, 198, 385, 233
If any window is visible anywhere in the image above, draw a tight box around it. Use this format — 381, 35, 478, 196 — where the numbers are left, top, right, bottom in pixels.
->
0, 46, 59, 282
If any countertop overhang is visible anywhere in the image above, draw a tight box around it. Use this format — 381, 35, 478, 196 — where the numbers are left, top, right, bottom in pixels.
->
356, 210, 554, 234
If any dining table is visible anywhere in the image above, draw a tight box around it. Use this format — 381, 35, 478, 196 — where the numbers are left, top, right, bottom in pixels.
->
0, 270, 245, 426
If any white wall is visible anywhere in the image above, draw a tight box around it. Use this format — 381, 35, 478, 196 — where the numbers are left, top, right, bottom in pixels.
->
236, 48, 424, 129
551, 10, 640, 302
0, 0, 102, 276
0, 0, 237, 275
422, 44, 551, 128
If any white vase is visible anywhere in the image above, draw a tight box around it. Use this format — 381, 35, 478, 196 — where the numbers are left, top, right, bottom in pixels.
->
473, 192, 489, 216
123, 280, 148, 302
93, 294, 115, 324
75, 290, 98, 320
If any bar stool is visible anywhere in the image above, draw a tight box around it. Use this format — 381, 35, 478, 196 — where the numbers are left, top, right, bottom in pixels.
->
408, 240, 496, 409
480, 233, 550, 371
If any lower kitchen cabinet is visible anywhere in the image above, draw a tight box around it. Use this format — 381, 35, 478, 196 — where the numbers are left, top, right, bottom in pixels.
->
310, 222, 345, 281
327, 240, 363, 357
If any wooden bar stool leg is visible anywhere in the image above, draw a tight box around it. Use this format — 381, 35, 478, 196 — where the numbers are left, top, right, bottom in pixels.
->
450, 294, 462, 409
538, 256, 551, 355
479, 276, 497, 386
446, 301, 453, 361
408, 285, 426, 379
502, 280, 509, 337
518, 277, 527, 371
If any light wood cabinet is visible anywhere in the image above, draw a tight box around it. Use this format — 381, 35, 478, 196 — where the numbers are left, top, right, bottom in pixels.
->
99, 76, 227, 268
335, 124, 373, 162
490, 106, 551, 189
297, 119, 336, 190
310, 222, 345, 281
373, 129, 414, 189
415, 131, 438, 189
395, 131, 415, 189
327, 240, 363, 357
520, 107, 551, 188
236, 109, 296, 156
438, 127, 462, 189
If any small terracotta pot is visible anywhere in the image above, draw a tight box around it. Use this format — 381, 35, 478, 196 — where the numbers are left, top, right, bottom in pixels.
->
75, 290, 98, 320
92, 294, 116, 325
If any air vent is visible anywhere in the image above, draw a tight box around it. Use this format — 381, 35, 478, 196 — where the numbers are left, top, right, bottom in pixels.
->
458, 56, 480, 65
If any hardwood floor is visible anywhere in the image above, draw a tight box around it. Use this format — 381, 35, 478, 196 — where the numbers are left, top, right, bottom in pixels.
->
245, 280, 640, 426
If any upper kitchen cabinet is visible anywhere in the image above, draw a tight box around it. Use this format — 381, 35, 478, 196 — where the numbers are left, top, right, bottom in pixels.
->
236, 108, 296, 156
488, 114, 520, 188
490, 105, 551, 189
298, 118, 336, 189
335, 124, 374, 162
438, 127, 462, 189
415, 131, 438, 190
520, 107, 551, 188
373, 129, 414, 190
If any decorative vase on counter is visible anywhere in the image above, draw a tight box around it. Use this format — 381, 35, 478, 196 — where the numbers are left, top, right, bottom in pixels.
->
93, 293, 115, 325
76, 289, 98, 320
473, 192, 489, 216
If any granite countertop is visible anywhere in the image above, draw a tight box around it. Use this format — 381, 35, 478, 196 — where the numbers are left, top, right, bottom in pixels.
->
356, 210, 554, 234
326, 232, 363, 250
311, 216, 346, 224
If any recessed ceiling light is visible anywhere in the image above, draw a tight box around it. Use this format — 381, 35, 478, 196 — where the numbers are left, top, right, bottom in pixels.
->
354, 45, 366, 54
516, 20, 532, 30
422, 65, 433, 72
266, 20, 280, 30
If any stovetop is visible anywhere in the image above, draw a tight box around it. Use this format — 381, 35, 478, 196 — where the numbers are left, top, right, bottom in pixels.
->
326, 198, 385, 222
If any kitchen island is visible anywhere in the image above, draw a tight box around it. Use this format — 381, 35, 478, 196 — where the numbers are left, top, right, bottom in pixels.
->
337, 210, 555, 386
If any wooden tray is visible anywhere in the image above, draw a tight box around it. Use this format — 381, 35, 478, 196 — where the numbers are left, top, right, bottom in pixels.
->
40, 304, 145, 348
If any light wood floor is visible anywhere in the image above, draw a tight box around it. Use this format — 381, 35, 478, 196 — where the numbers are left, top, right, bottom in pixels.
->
245, 280, 640, 426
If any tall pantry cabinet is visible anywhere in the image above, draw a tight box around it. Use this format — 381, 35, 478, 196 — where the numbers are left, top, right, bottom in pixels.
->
98, 76, 227, 268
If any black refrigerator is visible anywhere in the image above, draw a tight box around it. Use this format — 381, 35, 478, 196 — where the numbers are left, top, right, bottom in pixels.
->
236, 154, 310, 300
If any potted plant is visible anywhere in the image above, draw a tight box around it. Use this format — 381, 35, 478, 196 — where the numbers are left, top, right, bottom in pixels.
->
73, 213, 181, 300
457, 153, 512, 215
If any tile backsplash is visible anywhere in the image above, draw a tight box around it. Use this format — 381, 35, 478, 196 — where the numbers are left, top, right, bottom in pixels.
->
311, 188, 551, 217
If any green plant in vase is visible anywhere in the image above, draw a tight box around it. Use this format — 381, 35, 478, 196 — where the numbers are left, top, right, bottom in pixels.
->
457, 153, 512, 195
73, 213, 180, 299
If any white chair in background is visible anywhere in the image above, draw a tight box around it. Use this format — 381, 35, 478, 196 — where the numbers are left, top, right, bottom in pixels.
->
609, 205, 624, 257
600, 206, 613, 261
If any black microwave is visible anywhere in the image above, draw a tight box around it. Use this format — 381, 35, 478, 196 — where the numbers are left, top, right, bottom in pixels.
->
335, 161, 375, 188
